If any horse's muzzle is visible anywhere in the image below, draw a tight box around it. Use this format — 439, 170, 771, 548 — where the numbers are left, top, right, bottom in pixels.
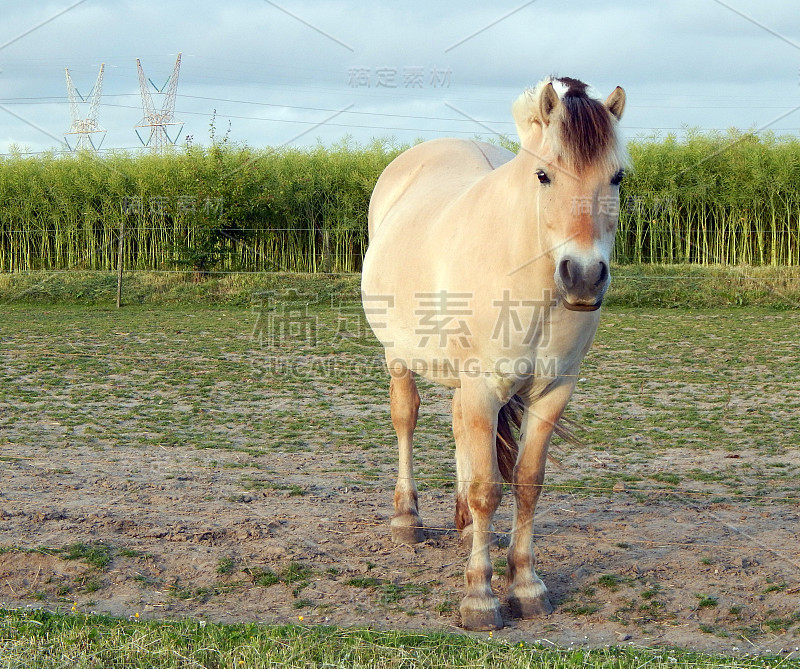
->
555, 256, 609, 312
562, 300, 601, 312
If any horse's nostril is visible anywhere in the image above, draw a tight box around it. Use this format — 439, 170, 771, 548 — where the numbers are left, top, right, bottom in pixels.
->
558, 258, 577, 289
595, 261, 608, 287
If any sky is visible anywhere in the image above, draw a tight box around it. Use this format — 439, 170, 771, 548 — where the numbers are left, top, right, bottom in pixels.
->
1, 0, 799, 155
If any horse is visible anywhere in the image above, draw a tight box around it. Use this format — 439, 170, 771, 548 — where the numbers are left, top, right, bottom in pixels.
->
360, 76, 627, 631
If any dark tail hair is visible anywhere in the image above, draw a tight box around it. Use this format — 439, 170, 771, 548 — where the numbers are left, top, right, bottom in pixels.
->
495, 394, 584, 483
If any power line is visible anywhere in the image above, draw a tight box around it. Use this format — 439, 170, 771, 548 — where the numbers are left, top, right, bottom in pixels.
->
7, 99, 797, 136
3, 93, 800, 127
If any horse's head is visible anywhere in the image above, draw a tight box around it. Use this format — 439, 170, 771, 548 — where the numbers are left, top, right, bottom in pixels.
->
513, 77, 627, 311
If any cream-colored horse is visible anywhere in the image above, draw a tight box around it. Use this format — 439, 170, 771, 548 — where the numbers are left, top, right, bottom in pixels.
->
361, 76, 627, 631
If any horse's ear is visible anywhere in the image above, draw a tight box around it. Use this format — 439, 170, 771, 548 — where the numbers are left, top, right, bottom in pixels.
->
538, 82, 560, 126
605, 86, 626, 121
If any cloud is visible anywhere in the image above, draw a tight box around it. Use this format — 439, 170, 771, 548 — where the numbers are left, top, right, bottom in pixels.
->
1, 0, 799, 153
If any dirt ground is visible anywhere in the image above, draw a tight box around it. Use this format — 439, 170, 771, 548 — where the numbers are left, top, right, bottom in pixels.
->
1, 305, 799, 658
1, 441, 798, 657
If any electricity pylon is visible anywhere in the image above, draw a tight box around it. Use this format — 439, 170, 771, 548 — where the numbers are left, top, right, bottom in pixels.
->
64, 64, 106, 151
135, 53, 183, 151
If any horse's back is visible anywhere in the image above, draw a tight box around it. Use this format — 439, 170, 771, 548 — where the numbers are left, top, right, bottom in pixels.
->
368, 138, 514, 240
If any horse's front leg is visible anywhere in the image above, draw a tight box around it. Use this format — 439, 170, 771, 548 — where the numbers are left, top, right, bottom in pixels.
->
389, 367, 424, 544
457, 378, 503, 631
507, 381, 574, 618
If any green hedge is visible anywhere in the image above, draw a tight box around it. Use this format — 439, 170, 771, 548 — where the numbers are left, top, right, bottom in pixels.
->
0, 130, 798, 273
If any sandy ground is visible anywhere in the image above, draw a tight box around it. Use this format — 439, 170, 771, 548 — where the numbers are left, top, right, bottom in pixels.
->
1, 442, 798, 657
1, 304, 799, 658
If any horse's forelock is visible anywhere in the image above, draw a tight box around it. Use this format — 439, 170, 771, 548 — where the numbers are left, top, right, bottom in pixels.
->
558, 94, 615, 172
539, 77, 620, 173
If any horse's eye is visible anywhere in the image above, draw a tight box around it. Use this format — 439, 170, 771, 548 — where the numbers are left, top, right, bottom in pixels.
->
536, 169, 551, 185
611, 169, 625, 186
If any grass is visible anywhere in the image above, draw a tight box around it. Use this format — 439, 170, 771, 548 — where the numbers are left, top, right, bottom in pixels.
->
1, 275, 799, 660
1, 608, 788, 669
244, 568, 280, 588
216, 557, 235, 575
346, 577, 431, 605
59, 542, 113, 570
0, 277, 797, 496
695, 594, 719, 609
2, 265, 800, 310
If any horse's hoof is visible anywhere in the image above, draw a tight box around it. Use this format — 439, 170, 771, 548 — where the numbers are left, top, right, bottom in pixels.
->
460, 599, 504, 631
390, 516, 425, 544
508, 593, 554, 618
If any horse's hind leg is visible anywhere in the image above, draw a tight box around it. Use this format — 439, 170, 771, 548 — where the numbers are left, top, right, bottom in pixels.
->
452, 388, 473, 539
389, 368, 424, 544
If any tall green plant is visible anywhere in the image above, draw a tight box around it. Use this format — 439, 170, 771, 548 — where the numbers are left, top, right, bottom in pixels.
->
1, 131, 799, 272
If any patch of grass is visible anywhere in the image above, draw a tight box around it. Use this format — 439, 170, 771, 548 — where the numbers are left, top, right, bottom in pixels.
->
597, 574, 622, 590
2, 607, 790, 668
641, 585, 661, 600
761, 582, 787, 594
244, 568, 279, 588
282, 562, 311, 585
638, 599, 667, 618
687, 470, 729, 483
695, 594, 718, 609
563, 602, 601, 616
166, 581, 216, 603
698, 623, 727, 636
345, 577, 430, 605
216, 557, 235, 575
83, 579, 102, 594
435, 598, 456, 615
346, 577, 382, 589
241, 477, 307, 496
763, 613, 800, 633
650, 472, 680, 485
118, 548, 153, 560
378, 582, 430, 605
60, 542, 112, 570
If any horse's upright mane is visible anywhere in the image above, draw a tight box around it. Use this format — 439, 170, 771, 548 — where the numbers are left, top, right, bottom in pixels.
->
518, 76, 625, 173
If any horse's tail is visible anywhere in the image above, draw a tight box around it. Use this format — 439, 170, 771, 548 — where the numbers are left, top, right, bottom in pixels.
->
496, 395, 585, 483
496, 395, 524, 484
